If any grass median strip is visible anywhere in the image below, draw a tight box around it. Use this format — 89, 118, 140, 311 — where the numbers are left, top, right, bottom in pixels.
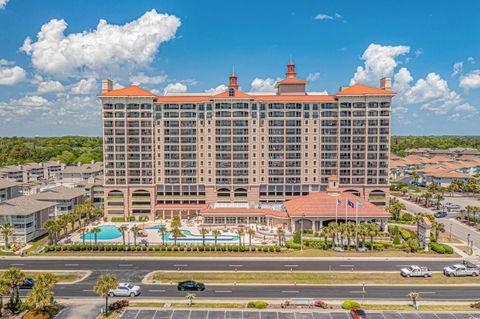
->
0, 271, 88, 283
149, 271, 480, 285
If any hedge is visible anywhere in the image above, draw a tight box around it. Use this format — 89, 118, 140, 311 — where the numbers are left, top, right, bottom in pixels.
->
111, 217, 126, 222
247, 301, 268, 309
430, 242, 454, 254
138, 216, 149, 222
341, 300, 361, 310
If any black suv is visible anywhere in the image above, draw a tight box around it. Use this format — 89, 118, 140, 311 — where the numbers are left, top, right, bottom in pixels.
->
19, 278, 35, 289
177, 281, 205, 291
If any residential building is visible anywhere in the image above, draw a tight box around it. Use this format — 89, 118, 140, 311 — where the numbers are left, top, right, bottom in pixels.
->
59, 161, 103, 185
0, 179, 22, 202
31, 186, 87, 218
98, 62, 394, 223
0, 161, 64, 183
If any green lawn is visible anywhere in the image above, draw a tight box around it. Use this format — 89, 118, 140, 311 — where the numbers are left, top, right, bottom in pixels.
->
0, 271, 87, 283
149, 271, 480, 285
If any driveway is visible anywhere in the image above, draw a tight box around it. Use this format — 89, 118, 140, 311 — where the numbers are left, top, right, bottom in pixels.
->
56, 300, 102, 319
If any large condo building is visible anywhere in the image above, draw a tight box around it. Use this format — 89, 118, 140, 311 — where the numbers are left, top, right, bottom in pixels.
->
99, 62, 394, 222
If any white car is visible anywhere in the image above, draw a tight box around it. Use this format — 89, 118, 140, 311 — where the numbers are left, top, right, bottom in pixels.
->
400, 265, 432, 277
108, 283, 141, 297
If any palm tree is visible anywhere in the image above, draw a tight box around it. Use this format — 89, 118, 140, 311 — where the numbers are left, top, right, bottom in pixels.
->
67, 211, 78, 232
57, 215, 68, 238
319, 226, 330, 250
90, 227, 101, 245
171, 227, 182, 246
408, 291, 421, 309
27, 273, 58, 313
422, 191, 433, 207
118, 225, 128, 246
247, 228, 255, 247
78, 227, 87, 245
277, 228, 285, 246
433, 221, 446, 242
43, 220, 57, 245
358, 223, 368, 250
367, 223, 380, 251
328, 222, 338, 249
73, 205, 83, 228
411, 171, 419, 182
4, 267, 25, 310
186, 292, 196, 307
1, 224, 13, 250
94, 274, 118, 316
212, 229, 222, 247
171, 216, 182, 228
158, 225, 167, 246
345, 222, 356, 250
199, 228, 209, 246
236, 229, 245, 246
83, 199, 95, 221
387, 197, 406, 221
435, 193, 445, 210
0, 277, 10, 317
131, 225, 140, 246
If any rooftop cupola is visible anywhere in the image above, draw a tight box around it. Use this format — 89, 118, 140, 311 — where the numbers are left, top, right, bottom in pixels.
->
228, 73, 239, 90
286, 61, 297, 78
275, 58, 307, 95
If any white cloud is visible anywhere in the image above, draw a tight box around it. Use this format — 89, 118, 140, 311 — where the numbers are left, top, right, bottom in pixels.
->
350, 43, 410, 85
307, 72, 320, 82
250, 78, 277, 92
0, 62, 27, 85
21, 10, 181, 78
459, 70, 480, 90
0, 0, 8, 9
37, 80, 64, 93
205, 84, 228, 94
71, 78, 97, 94
163, 82, 187, 95
401, 73, 451, 104
16, 95, 50, 107
468, 57, 476, 64
314, 13, 333, 20
130, 73, 167, 85
452, 62, 463, 77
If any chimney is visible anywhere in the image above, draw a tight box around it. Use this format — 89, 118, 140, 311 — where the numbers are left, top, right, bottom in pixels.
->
101, 79, 113, 93
339, 86, 349, 92
380, 77, 392, 90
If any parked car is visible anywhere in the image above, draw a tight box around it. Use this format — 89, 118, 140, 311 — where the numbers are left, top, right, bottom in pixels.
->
19, 277, 34, 289
411, 181, 426, 187
443, 263, 480, 277
108, 283, 141, 297
351, 308, 368, 319
314, 299, 328, 308
434, 211, 448, 218
177, 280, 205, 291
444, 203, 461, 210
400, 265, 432, 278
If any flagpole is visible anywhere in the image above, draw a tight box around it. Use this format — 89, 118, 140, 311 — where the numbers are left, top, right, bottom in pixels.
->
335, 199, 338, 224
345, 200, 348, 223
356, 204, 358, 225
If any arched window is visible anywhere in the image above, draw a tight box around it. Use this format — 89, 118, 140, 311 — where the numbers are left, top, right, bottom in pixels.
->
217, 188, 230, 197
343, 189, 361, 197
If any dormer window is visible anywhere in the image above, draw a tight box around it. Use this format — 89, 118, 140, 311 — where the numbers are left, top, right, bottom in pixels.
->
228, 88, 235, 97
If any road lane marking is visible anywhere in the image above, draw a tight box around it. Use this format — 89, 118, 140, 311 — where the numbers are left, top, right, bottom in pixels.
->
418, 291, 436, 294
284, 264, 298, 267
173, 264, 188, 267
148, 289, 166, 292
282, 290, 299, 293
82, 289, 93, 292
118, 264, 133, 267
10, 263, 24, 266
215, 290, 232, 293
340, 264, 355, 267
349, 291, 364, 294
228, 265, 243, 267
64, 263, 79, 266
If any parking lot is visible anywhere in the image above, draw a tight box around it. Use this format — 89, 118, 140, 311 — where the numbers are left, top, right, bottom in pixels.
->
119, 309, 480, 319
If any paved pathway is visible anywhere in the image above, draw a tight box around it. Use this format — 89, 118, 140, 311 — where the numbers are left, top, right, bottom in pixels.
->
56, 300, 102, 319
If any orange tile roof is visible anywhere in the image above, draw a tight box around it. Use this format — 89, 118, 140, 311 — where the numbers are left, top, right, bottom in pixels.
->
212, 89, 253, 99
276, 78, 307, 85
98, 85, 156, 97
336, 84, 396, 96
284, 192, 389, 218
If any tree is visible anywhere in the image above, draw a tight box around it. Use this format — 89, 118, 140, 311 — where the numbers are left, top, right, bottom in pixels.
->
405, 238, 421, 253
387, 197, 406, 221
94, 274, 118, 316
435, 193, 445, 210
1, 224, 13, 250
90, 227, 101, 245
158, 225, 167, 246
186, 293, 196, 307
358, 223, 368, 250
327, 222, 339, 249
58, 214, 69, 236
212, 230, 222, 248
78, 227, 87, 246
408, 291, 421, 309
319, 226, 331, 250
171, 227, 182, 246
236, 229, 245, 246
199, 228, 209, 247
432, 221, 446, 242
247, 228, 255, 248
118, 225, 128, 246
367, 223, 380, 251
67, 211, 78, 232
171, 216, 182, 228
0, 277, 10, 317
82, 199, 95, 221
411, 171, 419, 182
3, 267, 25, 311
422, 191, 433, 207
27, 273, 58, 313
277, 228, 285, 246
130, 225, 140, 246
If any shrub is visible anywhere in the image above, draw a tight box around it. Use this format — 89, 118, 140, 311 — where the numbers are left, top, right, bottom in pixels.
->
138, 216, 149, 222
401, 213, 413, 222
128, 216, 135, 222
247, 301, 268, 309
293, 231, 301, 244
471, 301, 480, 309
109, 299, 129, 311
285, 241, 301, 250
111, 217, 125, 222
430, 242, 453, 254
341, 300, 361, 310
393, 235, 401, 245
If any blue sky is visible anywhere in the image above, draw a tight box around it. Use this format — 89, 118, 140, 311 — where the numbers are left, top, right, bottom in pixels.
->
0, 0, 479, 136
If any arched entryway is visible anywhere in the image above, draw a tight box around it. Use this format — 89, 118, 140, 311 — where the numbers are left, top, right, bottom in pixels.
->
343, 189, 361, 197
295, 219, 313, 230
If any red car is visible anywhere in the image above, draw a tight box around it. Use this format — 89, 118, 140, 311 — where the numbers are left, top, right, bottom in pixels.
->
351, 308, 368, 319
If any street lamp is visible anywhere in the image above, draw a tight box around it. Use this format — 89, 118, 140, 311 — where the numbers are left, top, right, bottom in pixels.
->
362, 282, 366, 305
300, 214, 304, 252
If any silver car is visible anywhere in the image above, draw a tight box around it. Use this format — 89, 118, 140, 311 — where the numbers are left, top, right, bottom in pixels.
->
108, 283, 141, 297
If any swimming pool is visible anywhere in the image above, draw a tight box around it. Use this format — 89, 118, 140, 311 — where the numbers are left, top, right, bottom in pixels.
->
146, 225, 167, 230
82, 225, 123, 240
163, 229, 239, 242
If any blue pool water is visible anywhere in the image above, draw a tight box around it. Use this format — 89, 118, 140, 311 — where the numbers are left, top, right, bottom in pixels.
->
146, 225, 167, 230
82, 225, 123, 240
163, 230, 239, 242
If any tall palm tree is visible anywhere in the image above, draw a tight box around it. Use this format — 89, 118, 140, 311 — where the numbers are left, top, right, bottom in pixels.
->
212, 229, 222, 247
73, 205, 83, 228
435, 193, 445, 210
171, 227, 182, 246
236, 229, 245, 246
433, 221, 446, 242
43, 220, 57, 245
1, 224, 13, 250
83, 199, 95, 221
118, 225, 128, 246
90, 227, 101, 245
27, 273, 58, 313
277, 228, 285, 246
67, 211, 78, 232
327, 222, 338, 249
131, 225, 140, 246
94, 274, 118, 316
387, 197, 405, 221
4, 267, 25, 309
345, 222, 356, 250
57, 215, 68, 237
247, 228, 255, 247
408, 291, 421, 309
199, 228, 209, 246
367, 223, 380, 251
171, 216, 182, 228
158, 225, 167, 246
319, 226, 330, 250
0, 277, 10, 317
78, 227, 87, 245
422, 191, 433, 207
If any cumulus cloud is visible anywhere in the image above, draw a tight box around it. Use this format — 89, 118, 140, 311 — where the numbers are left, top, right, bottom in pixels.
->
452, 62, 463, 77
0, 61, 27, 85
459, 70, 480, 90
163, 82, 187, 95
71, 78, 97, 94
130, 73, 167, 85
350, 43, 410, 85
37, 80, 64, 93
307, 72, 320, 82
21, 10, 181, 78
250, 78, 277, 92
468, 57, 476, 64
205, 84, 228, 94
314, 13, 342, 20
0, 0, 8, 9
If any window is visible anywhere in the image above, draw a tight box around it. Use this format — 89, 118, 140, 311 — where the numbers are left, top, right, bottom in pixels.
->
229, 88, 235, 97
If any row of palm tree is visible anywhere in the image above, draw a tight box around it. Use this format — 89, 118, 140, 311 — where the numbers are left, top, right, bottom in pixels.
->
318, 221, 381, 251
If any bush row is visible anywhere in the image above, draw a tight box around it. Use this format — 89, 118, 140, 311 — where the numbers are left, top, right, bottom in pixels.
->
44, 244, 282, 253
430, 242, 454, 254
247, 301, 268, 309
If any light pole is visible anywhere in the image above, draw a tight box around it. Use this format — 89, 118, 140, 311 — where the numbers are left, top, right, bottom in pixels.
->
300, 214, 304, 252
362, 282, 366, 305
